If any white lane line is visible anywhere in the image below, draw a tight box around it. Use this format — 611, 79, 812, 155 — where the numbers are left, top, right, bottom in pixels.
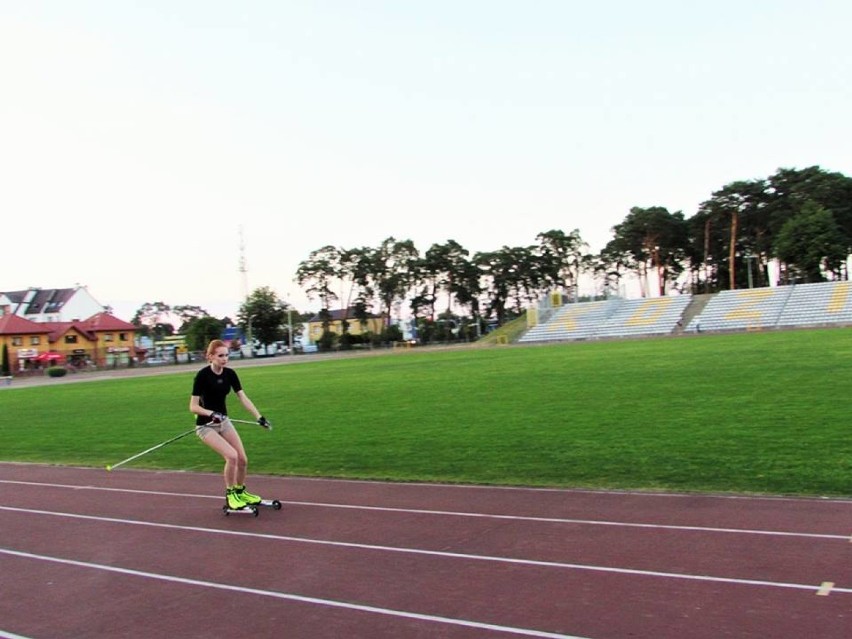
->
3, 464, 852, 504
0, 479, 848, 541
0, 631, 33, 639
0, 547, 585, 639
2, 506, 849, 596
279, 501, 852, 541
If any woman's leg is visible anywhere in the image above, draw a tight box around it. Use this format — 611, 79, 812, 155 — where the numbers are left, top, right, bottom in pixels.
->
200, 431, 242, 488
220, 426, 249, 486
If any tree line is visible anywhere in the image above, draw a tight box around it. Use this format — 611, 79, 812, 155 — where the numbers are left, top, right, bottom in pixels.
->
130, 293, 305, 354
133, 165, 851, 350
295, 166, 852, 337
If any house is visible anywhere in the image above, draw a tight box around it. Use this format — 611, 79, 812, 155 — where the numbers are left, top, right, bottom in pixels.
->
0, 312, 138, 372
0, 286, 106, 323
305, 308, 386, 344
0, 314, 52, 372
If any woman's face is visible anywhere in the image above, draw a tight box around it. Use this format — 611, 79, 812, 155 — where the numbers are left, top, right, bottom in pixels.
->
210, 347, 229, 365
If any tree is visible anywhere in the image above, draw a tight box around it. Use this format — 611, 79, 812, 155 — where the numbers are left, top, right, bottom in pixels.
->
765, 166, 852, 268
131, 302, 176, 339
183, 316, 226, 352
1, 343, 10, 377
365, 237, 419, 325
610, 207, 688, 296
296, 246, 341, 315
238, 287, 287, 354
172, 305, 211, 332
450, 254, 484, 321
476, 245, 540, 324
692, 180, 767, 292
536, 229, 589, 300
773, 201, 847, 283
597, 237, 633, 298
419, 240, 472, 319
336, 246, 375, 334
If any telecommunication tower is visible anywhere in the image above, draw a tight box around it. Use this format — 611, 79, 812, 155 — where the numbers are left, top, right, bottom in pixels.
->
238, 226, 252, 347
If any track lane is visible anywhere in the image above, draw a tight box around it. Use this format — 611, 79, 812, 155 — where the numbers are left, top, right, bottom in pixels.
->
1, 464, 850, 639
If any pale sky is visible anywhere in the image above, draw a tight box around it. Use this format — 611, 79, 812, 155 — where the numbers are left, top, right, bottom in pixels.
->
2, 1, 850, 321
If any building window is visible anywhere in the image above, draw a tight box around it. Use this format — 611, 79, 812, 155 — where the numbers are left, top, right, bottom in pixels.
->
119, 332, 128, 341
12, 337, 22, 346
65, 335, 78, 344
104, 333, 114, 342
30, 336, 40, 345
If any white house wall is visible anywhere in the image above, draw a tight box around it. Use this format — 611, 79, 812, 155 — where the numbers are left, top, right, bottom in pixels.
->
58, 288, 105, 322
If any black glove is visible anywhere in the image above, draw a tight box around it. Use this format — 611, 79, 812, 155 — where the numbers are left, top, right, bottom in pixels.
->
257, 415, 271, 429
209, 412, 225, 424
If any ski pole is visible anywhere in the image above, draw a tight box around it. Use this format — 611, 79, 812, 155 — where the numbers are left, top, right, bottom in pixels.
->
106, 427, 197, 471
229, 418, 273, 431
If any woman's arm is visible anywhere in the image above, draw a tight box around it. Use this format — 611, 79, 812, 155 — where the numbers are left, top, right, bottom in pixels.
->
235, 389, 262, 420
190, 395, 218, 419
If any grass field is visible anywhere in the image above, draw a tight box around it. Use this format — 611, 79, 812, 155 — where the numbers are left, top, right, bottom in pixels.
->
2, 329, 851, 497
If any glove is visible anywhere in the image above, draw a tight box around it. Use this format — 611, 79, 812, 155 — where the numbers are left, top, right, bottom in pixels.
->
209, 412, 225, 424
257, 415, 271, 429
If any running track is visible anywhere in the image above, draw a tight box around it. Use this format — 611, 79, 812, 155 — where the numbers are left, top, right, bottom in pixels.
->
0, 463, 849, 638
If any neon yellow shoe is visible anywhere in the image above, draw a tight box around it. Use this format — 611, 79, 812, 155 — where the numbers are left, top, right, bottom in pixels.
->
226, 487, 248, 510
236, 484, 262, 505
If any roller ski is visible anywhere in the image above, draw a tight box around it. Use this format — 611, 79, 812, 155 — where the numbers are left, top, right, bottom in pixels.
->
235, 485, 282, 511
222, 487, 259, 517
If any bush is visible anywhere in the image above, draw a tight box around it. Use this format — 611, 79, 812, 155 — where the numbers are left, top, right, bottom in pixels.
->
317, 330, 337, 352
47, 366, 67, 378
381, 324, 403, 344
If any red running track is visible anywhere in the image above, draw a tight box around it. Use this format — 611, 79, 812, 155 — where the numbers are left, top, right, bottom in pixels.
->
0, 462, 850, 638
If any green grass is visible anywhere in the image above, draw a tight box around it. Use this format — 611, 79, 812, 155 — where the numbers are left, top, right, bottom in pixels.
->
2, 329, 851, 497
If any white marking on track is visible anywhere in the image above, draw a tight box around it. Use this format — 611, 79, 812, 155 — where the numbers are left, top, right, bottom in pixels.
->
4, 462, 852, 503
1, 479, 848, 541
2, 506, 850, 595
0, 548, 585, 639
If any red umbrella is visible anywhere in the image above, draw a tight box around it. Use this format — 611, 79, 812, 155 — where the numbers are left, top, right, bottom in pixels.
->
35, 352, 65, 362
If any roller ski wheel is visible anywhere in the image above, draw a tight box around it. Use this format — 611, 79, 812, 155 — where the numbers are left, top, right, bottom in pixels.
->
258, 499, 282, 510
222, 504, 259, 517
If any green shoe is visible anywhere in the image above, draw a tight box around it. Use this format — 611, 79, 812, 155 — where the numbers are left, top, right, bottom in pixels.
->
226, 487, 248, 510
236, 484, 262, 505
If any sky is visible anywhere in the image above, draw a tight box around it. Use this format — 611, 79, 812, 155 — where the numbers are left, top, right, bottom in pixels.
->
2, 1, 850, 321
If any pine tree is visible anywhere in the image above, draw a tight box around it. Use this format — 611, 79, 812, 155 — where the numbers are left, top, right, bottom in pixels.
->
1, 343, 10, 377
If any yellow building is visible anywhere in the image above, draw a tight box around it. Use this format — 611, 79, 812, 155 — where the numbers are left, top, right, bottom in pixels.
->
0, 314, 52, 372
0, 312, 138, 372
305, 308, 385, 343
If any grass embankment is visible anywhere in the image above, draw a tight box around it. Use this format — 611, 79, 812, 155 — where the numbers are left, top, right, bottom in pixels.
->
2, 329, 850, 496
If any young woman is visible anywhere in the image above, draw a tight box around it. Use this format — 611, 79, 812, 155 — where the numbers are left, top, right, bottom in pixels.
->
190, 339, 270, 510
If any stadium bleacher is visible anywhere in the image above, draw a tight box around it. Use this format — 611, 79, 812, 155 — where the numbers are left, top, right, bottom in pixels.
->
686, 282, 852, 333
519, 281, 852, 344
776, 281, 852, 327
684, 287, 792, 332
596, 296, 692, 339
518, 299, 620, 343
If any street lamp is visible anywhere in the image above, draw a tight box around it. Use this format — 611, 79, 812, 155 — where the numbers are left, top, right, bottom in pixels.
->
745, 254, 756, 289
287, 294, 294, 355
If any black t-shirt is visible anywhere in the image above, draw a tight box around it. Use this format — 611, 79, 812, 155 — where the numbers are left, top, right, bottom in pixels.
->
192, 366, 243, 425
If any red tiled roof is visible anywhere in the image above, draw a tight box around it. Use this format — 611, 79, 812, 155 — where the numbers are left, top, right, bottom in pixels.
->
39, 322, 96, 343
0, 311, 135, 339
38, 313, 135, 343
0, 314, 50, 335
81, 312, 136, 331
